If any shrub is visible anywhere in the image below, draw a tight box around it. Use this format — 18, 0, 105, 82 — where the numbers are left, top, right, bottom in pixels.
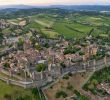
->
4, 94, 11, 100
74, 90, 89, 100
55, 91, 67, 98
79, 51, 85, 56
60, 62, 66, 68
63, 75, 69, 80
36, 63, 46, 72
67, 83, 74, 91
3, 62, 10, 69
68, 72, 73, 77
74, 90, 80, 96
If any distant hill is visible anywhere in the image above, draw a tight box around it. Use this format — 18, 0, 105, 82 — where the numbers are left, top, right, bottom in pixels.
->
0, 5, 110, 19
0, 5, 110, 11
51, 5, 110, 11
0, 5, 48, 10
0, 5, 36, 9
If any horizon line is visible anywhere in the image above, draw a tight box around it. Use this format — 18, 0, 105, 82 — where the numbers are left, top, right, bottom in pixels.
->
0, 4, 110, 6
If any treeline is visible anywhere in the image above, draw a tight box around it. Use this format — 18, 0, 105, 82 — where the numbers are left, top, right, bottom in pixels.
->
0, 8, 69, 19
0, 7, 110, 21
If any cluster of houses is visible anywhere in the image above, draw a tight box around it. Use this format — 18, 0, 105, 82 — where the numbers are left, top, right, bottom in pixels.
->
0, 32, 99, 79
0, 18, 106, 87
0, 19, 9, 29
97, 83, 110, 95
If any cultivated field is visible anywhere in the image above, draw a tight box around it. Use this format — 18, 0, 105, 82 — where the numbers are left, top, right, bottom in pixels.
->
24, 13, 110, 39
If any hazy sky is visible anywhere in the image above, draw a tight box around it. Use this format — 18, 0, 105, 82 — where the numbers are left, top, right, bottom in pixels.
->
0, 0, 110, 5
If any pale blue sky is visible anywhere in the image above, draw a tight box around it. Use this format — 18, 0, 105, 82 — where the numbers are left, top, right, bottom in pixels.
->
0, 0, 109, 5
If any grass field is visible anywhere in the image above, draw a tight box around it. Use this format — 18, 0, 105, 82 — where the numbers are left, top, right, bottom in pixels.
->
25, 21, 43, 31
30, 14, 55, 27
53, 20, 95, 38
2, 28, 12, 35
53, 22, 80, 38
8, 19, 20, 23
22, 13, 110, 39
42, 29, 58, 38
0, 80, 41, 100
8, 19, 22, 25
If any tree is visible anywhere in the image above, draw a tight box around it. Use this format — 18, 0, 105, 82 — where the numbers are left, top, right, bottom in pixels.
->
36, 63, 46, 72
44, 43, 49, 48
55, 91, 67, 98
91, 79, 98, 85
30, 36, 36, 45
0, 32, 3, 44
35, 43, 42, 51
63, 74, 69, 80
60, 62, 66, 68
31, 88, 41, 99
67, 82, 74, 91
63, 46, 80, 55
79, 51, 85, 56
17, 37, 24, 50
4, 94, 11, 100
18, 38, 24, 45
16, 95, 32, 100
88, 84, 94, 90
3, 62, 10, 69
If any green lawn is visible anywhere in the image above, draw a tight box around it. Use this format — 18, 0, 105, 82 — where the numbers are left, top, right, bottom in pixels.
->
75, 15, 104, 26
8, 19, 20, 24
35, 19, 53, 27
68, 23, 93, 32
53, 21, 87, 39
42, 29, 58, 38
30, 14, 55, 27
0, 80, 41, 100
2, 28, 12, 35
24, 21, 43, 31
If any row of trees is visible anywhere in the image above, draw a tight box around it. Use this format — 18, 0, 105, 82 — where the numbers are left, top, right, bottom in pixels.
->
63, 46, 81, 55
0, 25, 4, 44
